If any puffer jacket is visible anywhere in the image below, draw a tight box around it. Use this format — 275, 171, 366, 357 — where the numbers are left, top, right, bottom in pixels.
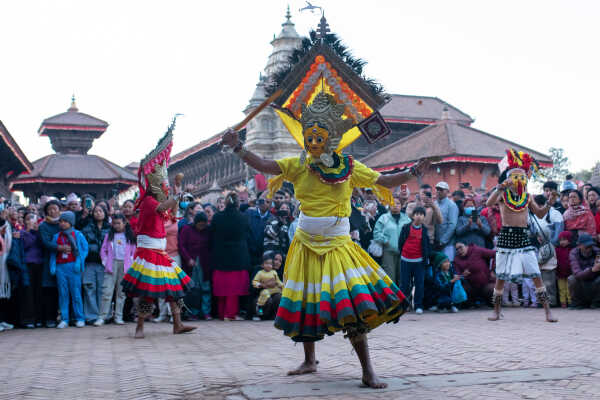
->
81, 221, 110, 264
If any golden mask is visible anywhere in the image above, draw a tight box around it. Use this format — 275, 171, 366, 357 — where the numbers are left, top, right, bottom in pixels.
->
304, 123, 329, 158
147, 162, 169, 202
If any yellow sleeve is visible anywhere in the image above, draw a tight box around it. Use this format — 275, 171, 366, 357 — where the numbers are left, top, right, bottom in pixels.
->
351, 160, 381, 188
350, 160, 394, 207
252, 270, 263, 288
275, 157, 303, 183
269, 157, 302, 198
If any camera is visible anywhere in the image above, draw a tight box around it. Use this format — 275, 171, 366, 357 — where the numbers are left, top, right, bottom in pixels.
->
425, 192, 432, 198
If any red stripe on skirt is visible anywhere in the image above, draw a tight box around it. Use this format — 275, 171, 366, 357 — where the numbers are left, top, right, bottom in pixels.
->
134, 248, 173, 266
123, 275, 187, 292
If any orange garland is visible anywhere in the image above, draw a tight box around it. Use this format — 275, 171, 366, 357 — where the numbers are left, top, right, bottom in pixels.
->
286, 55, 372, 119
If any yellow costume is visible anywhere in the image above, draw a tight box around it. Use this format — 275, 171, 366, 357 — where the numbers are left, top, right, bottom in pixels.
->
273, 155, 407, 342
252, 269, 283, 306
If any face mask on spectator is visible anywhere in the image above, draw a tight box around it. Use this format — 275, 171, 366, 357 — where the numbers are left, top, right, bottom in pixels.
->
179, 201, 189, 210
464, 207, 475, 216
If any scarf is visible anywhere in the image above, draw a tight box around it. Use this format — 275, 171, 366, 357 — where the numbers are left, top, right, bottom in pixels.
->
60, 227, 79, 257
45, 215, 59, 224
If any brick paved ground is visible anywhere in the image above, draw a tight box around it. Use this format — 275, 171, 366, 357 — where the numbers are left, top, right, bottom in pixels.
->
2, 308, 600, 400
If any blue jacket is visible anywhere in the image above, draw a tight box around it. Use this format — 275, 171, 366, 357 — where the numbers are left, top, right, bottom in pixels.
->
49, 230, 89, 275
455, 215, 491, 248
434, 266, 457, 305
245, 208, 271, 258
435, 197, 459, 247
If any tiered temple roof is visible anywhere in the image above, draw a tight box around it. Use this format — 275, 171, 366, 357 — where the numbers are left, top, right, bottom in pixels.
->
13, 98, 136, 200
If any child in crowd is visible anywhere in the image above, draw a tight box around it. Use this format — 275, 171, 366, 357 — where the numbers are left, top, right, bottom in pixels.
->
432, 252, 459, 313
49, 211, 88, 329
99, 214, 136, 325
522, 278, 537, 308
398, 206, 431, 314
555, 231, 573, 308
252, 252, 283, 318
502, 282, 521, 307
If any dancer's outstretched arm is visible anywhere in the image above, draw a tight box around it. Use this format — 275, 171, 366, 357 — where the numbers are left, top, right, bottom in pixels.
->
221, 128, 282, 175
376, 159, 430, 189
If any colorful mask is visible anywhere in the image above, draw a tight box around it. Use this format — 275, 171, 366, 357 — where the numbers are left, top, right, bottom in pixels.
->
303, 123, 329, 158
507, 168, 528, 197
146, 161, 170, 202
299, 92, 354, 167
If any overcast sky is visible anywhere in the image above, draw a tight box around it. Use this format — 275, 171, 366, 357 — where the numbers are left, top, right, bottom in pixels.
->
1, 0, 598, 172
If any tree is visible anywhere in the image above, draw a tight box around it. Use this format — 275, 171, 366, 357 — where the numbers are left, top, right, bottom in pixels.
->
571, 168, 593, 183
537, 147, 570, 185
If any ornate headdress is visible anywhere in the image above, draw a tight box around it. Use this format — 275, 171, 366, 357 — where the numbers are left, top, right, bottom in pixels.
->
498, 149, 540, 179
267, 17, 392, 161
299, 92, 354, 165
498, 149, 541, 212
135, 116, 179, 208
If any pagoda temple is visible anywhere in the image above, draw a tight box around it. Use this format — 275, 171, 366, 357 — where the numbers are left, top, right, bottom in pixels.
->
12, 97, 137, 201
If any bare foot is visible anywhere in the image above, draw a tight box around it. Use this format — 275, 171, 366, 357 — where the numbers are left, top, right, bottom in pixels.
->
287, 361, 317, 375
361, 371, 388, 389
173, 325, 197, 334
134, 326, 145, 339
488, 311, 502, 321
545, 311, 558, 323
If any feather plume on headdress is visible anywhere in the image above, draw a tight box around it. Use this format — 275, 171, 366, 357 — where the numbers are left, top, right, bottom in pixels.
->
498, 149, 541, 179
135, 116, 179, 209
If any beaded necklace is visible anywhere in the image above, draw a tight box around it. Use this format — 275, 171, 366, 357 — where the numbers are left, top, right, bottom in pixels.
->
502, 188, 529, 212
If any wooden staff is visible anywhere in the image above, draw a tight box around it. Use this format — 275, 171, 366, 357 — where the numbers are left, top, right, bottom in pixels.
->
220, 88, 283, 147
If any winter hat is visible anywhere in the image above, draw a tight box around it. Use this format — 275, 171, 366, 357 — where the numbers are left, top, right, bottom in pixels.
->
59, 211, 76, 227
577, 233, 595, 247
558, 231, 572, 241
66, 193, 80, 205
431, 252, 449, 269
561, 180, 577, 192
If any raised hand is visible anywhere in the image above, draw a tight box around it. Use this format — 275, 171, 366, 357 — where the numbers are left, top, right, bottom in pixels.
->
413, 158, 431, 176
221, 128, 239, 149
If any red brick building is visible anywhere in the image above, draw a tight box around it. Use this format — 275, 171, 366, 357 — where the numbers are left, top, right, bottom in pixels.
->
361, 118, 553, 194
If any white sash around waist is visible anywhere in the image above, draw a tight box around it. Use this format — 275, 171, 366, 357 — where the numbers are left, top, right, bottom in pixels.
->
297, 212, 350, 237
137, 235, 166, 250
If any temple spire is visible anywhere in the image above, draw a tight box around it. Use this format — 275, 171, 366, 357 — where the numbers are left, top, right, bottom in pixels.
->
68, 94, 78, 112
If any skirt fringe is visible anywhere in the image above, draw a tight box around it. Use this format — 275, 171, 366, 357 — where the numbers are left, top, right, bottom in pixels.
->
274, 237, 406, 342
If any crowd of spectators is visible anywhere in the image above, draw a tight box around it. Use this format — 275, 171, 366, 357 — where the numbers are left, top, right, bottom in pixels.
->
0, 174, 599, 332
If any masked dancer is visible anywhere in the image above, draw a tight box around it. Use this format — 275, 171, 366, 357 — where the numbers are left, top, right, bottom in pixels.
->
121, 120, 196, 338
487, 149, 559, 323
221, 91, 429, 388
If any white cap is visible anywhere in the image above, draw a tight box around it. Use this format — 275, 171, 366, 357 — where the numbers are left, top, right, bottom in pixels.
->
66, 193, 80, 204
435, 182, 450, 190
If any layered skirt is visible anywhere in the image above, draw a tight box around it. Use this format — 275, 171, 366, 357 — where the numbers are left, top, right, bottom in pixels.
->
495, 226, 541, 283
121, 235, 194, 301
274, 214, 407, 342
